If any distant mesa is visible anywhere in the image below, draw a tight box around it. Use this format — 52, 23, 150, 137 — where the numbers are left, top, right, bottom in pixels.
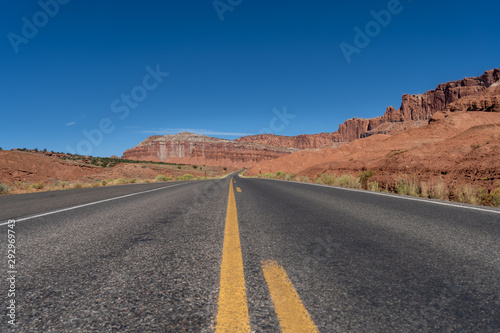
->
121, 132, 298, 168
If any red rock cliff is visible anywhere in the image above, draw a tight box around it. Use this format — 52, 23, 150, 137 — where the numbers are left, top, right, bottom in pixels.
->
121, 132, 298, 167
338, 69, 500, 141
234, 133, 343, 149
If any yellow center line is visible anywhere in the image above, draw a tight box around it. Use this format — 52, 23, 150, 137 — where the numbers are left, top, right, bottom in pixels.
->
262, 260, 319, 333
215, 178, 250, 332
236, 187, 242, 192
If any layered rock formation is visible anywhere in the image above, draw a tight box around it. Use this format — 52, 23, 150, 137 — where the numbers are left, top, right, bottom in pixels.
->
446, 81, 500, 112
351, 69, 500, 140
234, 133, 343, 149
123, 69, 500, 167
121, 132, 298, 167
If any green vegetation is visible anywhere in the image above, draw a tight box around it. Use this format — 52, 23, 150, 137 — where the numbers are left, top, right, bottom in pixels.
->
253, 170, 500, 208
275, 171, 287, 179
30, 183, 44, 190
387, 149, 409, 158
155, 175, 171, 182
176, 174, 194, 181
335, 174, 361, 189
0, 182, 9, 195
359, 169, 375, 189
367, 181, 380, 192
489, 184, 500, 207
395, 175, 419, 197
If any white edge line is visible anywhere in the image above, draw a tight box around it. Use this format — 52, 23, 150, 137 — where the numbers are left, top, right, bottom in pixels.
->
0, 183, 187, 226
247, 177, 500, 215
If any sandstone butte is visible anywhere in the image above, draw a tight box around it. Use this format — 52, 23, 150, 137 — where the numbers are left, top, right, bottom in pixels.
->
121, 132, 299, 168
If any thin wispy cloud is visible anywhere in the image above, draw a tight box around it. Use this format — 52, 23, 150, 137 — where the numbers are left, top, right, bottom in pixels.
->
66, 121, 76, 126
137, 128, 254, 137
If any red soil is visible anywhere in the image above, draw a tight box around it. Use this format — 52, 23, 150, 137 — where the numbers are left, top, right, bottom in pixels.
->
248, 112, 500, 192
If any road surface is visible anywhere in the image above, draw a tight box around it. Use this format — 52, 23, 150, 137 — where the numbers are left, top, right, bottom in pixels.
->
1, 173, 500, 332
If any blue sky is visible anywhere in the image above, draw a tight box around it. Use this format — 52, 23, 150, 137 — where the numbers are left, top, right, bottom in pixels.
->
1, 0, 499, 157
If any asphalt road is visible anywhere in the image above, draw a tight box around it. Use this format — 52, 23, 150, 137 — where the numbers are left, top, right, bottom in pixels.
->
1, 173, 500, 332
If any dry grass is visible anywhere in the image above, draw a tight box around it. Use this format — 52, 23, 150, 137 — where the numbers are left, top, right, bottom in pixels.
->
367, 181, 380, 192
456, 185, 480, 205
0, 182, 9, 195
255, 172, 499, 208
395, 175, 420, 196
430, 179, 449, 200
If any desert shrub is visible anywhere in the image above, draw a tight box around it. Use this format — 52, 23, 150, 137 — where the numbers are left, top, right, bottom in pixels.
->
72, 182, 83, 189
388, 149, 409, 158
258, 173, 275, 179
396, 175, 419, 196
129, 178, 136, 183
101, 180, 107, 186
0, 182, 9, 195
90, 182, 100, 188
177, 166, 182, 170
430, 179, 449, 200
192, 165, 198, 169
489, 186, 500, 207
114, 178, 128, 185
155, 175, 168, 182
30, 183, 44, 190
317, 174, 335, 185
359, 169, 375, 188
14, 181, 30, 190
176, 174, 194, 181
456, 185, 480, 205
367, 181, 380, 192
275, 171, 286, 180
419, 182, 430, 198
334, 174, 361, 189
478, 188, 489, 205
144, 179, 151, 183
301, 176, 310, 182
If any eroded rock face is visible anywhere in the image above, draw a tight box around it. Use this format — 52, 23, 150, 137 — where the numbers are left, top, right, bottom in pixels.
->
337, 69, 500, 141
234, 133, 343, 149
446, 81, 500, 112
123, 70, 500, 166
121, 132, 298, 167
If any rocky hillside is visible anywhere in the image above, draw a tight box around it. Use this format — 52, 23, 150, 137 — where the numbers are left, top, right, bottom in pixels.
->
234, 69, 500, 148
121, 132, 298, 167
122, 69, 499, 167
248, 111, 500, 194
344, 68, 500, 140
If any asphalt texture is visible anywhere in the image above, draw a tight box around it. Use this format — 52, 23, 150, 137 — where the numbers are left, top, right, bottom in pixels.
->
1, 173, 500, 332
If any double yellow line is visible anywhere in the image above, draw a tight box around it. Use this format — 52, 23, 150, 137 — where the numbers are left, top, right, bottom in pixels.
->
215, 178, 318, 333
